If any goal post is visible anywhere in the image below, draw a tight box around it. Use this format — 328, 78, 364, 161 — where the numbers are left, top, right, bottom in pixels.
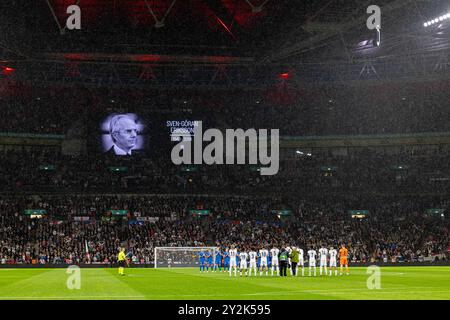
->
154, 247, 219, 269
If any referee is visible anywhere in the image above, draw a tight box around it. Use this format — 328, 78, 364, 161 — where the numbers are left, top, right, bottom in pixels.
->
117, 247, 128, 276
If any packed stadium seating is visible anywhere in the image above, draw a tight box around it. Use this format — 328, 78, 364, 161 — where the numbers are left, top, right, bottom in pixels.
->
0, 147, 449, 194
0, 82, 449, 266
1, 81, 450, 136
0, 195, 448, 264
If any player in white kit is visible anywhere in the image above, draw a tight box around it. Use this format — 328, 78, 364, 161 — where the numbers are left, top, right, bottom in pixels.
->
259, 248, 269, 276
270, 247, 279, 276
228, 245, 238, 277
329, 247, 338, 276
319, 246, 328, 276
239, 251, 248, 277
248, 249, 258, 276
298, 247, 305, 276
307, 248, 317, 277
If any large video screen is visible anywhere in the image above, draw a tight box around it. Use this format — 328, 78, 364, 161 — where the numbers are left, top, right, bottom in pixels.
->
94, 111, 207, 158
99, 113, 147, 156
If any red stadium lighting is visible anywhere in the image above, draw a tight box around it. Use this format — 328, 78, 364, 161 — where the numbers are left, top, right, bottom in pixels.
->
279, 72, 289, 80
216, 17, 236, 40
2, 66, 15, 76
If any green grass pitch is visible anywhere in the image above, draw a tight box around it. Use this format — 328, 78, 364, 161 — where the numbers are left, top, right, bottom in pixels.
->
0, 267, 449, 300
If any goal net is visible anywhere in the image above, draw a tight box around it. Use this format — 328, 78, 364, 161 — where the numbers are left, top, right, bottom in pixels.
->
154, 247, 219, 268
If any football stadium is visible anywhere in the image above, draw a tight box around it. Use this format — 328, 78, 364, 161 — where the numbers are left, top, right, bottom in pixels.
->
0, 0, 450, 304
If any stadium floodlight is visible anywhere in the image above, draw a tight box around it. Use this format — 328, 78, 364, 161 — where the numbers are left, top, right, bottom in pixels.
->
423, 12, 450, 27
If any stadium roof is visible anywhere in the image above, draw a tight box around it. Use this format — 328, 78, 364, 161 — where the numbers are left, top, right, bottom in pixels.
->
1, 0, 448, 64
1, 0, 301, 60
1, 0, 450, 88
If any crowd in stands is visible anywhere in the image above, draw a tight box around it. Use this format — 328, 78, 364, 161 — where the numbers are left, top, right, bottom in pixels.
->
0, 147, 449, 194
214, 82, 450, 136
0, 91, 87, 135
0, 82, 449, 267
0, 195, 448, 265
1, 80, 450, 136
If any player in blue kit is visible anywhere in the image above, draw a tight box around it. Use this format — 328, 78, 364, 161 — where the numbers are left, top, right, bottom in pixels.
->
223, 250, 230, 272
206, 251, 213, 271
214, 249, 222, 272
199, 251, 206, 272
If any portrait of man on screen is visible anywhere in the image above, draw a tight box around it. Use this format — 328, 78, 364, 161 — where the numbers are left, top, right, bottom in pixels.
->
101, 114, 145, 156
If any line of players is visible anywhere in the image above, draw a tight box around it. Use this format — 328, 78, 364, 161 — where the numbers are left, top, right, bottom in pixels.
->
199, 244, 350, 277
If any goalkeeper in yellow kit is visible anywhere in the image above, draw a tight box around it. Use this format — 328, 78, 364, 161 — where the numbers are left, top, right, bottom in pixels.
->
117, 247, 129, 276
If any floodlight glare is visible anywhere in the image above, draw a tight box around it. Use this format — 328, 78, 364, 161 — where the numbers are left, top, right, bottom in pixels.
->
423, 11, 450, 28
